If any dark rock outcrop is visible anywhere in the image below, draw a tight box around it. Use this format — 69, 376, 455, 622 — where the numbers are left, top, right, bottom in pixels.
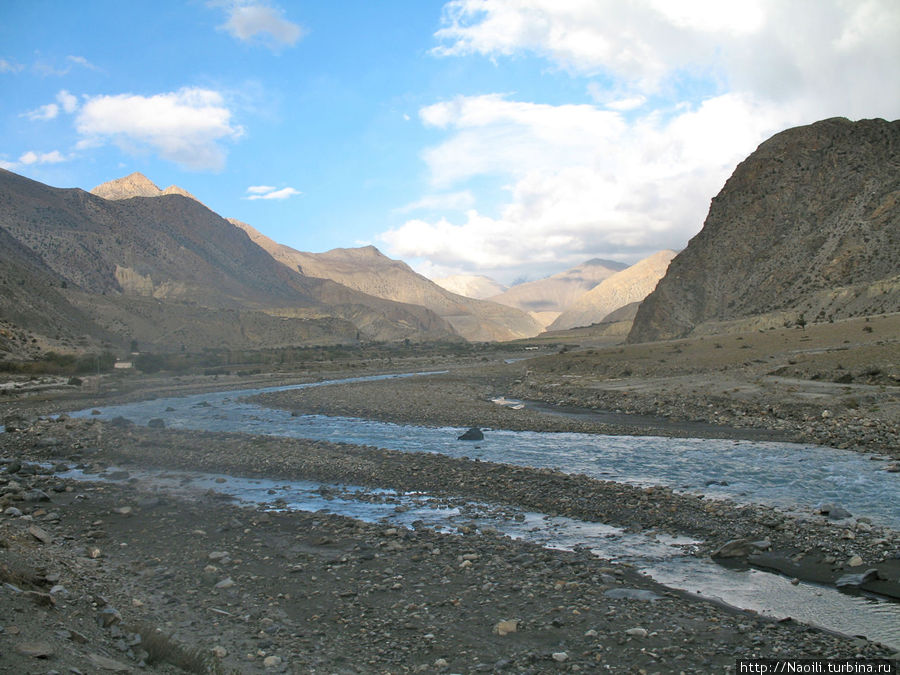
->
629, 118, 900, 343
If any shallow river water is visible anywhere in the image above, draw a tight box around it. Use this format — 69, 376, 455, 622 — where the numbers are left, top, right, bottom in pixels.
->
64, 373, 900, 649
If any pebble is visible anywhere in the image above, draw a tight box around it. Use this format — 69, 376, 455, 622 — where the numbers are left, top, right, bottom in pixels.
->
552, 651, 569, 662
625, 627, 648, 638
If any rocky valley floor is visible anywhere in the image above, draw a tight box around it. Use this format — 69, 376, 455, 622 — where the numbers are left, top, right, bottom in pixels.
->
1, 317, 899, 673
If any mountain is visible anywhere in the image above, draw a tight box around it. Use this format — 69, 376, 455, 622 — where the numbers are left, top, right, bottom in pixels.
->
0, 169, 457, 354
629, 118, 900, 343
90, 172, 202, 204
433, 274, 507, 300
232, 221, 543, 341
488, 258, 628, 328
547, 250, 676, 331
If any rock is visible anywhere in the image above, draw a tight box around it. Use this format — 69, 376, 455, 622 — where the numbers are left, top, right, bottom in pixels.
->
211, 645, 228, 658
604, 588, 664, 602
817, 503, 852, 520
112, 506, 133, 516
87, 653, 132, 671
457, 427, 484, 441
625, 627, 648, 638
848, 555, 864, 567
5, 460, 21, 474
263, 655, 282, 668
28, 524, 53, 544
885, 462, 900, 473
836, 569, 880, 588
24, 489, 51, 502
147, 418, 165, 428
98, 607, 122, 627
15, 641, 55, 658
493, 619, 518, 636
4, 506, 23, 517
711, 538, 769, 559
215, 577, 235, 589
434, 658, 449, 668
551, 651, 569, 662
108, 416, 134, 428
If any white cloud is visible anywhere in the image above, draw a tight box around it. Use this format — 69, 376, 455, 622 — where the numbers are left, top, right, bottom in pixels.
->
57, 90, 78, 113
0, 58, 24, 73
246, 185, 276, 194
75, 87, 242, 171
387, 0, 900, 279
18, 150, 67, 165
24, 103, 59, 121
434, 0, 900, 115
67, 55, 100, 71
217, 2, 305, 48
394, 191, 475, 214
380, 92, 791, 278
244, 185, 301, 200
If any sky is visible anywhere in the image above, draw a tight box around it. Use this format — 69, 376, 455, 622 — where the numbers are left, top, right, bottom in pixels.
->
2, 1, 898, 286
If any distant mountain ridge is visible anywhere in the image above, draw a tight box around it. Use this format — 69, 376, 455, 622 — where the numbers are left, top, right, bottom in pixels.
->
488, 258, 628, 327
629, 117, 900, 342
231, 221, 543, 341
548, 250, 676, 331
433, 274, 507, 300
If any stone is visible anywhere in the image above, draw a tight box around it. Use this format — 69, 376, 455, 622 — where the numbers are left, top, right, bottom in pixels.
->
87, 653, 132, 671
147, 418, 165, 428
493, 619, 518, 636
215, 577, 235, 589
112, 506, 133, 516
15, 641, 55, 658
4, 506, 23, 517
263, 655, 282, 668
847, 555, 864, 567
457, 427, 484, 441
836, 569, 879, 588
211, 646, 228, 658
625, 627, 648, 637
28, 524, 53, 544
98, 607, 122, 627
711, 538, 769, 559
24, 489, 51, 502
817, 503, 852, 520
604, 588, 663, 602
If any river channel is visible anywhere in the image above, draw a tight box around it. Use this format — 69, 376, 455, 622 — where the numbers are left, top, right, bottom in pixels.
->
64, 372, 900, 649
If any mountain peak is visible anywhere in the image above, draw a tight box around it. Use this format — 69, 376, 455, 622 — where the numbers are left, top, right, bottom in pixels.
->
90, 173, 200, 204
91, 172, 161, 200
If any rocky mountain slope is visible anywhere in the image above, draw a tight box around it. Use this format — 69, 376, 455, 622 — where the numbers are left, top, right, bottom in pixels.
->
0, 170, 457, 354
488, 259, 627, 328
232, 221, 543, 341
629, 118, 900, 343
548, 250, 676, 331
433, 274, 507, 300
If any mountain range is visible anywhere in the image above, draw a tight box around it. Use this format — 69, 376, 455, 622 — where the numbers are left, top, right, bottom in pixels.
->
230, 221, 543, 342
2, 117, 894, 360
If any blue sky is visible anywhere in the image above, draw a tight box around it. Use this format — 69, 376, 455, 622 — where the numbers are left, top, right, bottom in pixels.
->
2, 1, 899, 285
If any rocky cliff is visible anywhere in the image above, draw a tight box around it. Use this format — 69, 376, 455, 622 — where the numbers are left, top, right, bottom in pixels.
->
629, 118, 900, 343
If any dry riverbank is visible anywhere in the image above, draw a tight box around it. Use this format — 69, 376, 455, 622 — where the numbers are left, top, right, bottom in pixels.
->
2, 416, 899, 673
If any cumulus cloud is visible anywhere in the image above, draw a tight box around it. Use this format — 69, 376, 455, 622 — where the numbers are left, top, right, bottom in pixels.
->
244, 185, 301, 200
75, 87, 242, 171
382, 0, 900, 280
216, 2, 305, 48
18, 150, 67, 165
381, 91, 793, 279
57, 90, 79, 113
435, 0, 900, 115
24, 103, 59, 121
